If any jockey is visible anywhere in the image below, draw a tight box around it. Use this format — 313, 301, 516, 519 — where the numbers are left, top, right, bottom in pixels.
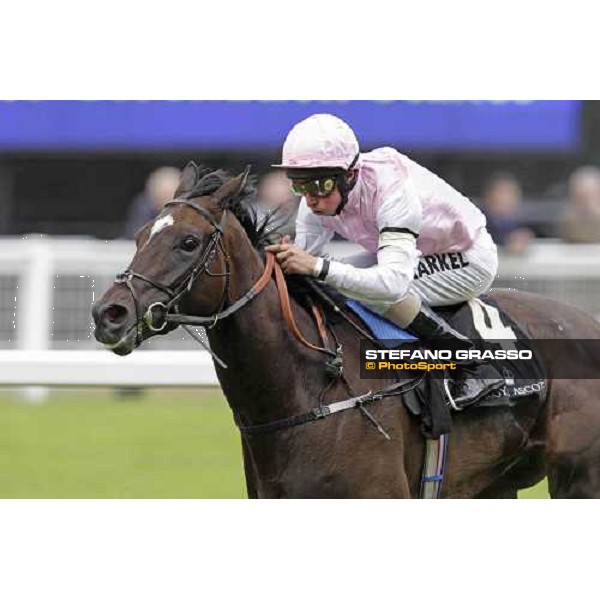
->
266, 113, 504, 407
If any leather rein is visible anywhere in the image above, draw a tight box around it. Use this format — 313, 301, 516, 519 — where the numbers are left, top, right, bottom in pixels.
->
114, 197, 419, 439
114, 198, 335, 366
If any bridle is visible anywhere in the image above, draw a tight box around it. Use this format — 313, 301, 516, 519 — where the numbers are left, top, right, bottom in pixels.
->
114, 193, 338, 371
114, 198, 234, 356
113, 194, 423, 443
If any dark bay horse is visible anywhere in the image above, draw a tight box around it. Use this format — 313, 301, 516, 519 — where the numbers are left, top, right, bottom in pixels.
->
92, 164, 600, 498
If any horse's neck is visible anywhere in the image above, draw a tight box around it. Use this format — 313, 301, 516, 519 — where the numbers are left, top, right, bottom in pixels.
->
206, 246, 323, 427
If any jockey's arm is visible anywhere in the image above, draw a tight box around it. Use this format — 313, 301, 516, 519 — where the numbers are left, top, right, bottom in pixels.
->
318, 181, 422, 305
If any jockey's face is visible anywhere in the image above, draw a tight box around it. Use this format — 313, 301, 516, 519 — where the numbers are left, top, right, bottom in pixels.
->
304, 187, 343, 216
288, 169, 356, 216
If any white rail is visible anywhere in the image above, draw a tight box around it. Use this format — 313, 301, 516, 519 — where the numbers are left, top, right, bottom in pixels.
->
0, 350, 217, 386
1, 236, 600, 388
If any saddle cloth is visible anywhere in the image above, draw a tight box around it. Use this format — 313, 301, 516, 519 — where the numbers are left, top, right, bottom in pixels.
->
345, 295, 547, 411
345, 300, 416, 345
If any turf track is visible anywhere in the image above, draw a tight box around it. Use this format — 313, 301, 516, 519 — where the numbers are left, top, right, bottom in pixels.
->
0, 388, 549, 498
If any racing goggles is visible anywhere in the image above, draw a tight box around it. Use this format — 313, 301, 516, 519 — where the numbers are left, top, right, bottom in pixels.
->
290, 176, 337, 198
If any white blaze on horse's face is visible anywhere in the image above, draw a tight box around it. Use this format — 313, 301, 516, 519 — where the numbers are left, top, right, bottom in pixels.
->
148, 214, 175, 243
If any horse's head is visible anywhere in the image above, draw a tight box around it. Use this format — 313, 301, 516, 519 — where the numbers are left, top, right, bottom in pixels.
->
92, 162, 259, 355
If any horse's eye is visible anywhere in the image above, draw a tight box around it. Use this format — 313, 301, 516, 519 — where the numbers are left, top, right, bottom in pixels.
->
180, 236, 200, 252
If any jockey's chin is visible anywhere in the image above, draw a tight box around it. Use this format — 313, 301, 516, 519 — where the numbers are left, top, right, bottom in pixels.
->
306, 190, 343, 216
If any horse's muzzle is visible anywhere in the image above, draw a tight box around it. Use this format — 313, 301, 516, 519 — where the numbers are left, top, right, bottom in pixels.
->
92, 301, 133, 347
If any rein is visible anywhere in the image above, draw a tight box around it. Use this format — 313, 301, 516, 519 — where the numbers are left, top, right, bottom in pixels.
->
273, 262, 336, 358
165, 251, 276, 327
109, 182, 443, 497
114, 200, 231, 364
167, 256, 336, 358
113, 194, 423, 441
114, 194, 424, 440
115, 197, 335, 366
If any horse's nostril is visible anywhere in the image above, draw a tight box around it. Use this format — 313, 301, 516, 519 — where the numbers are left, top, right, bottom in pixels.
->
102, 304, 128, 324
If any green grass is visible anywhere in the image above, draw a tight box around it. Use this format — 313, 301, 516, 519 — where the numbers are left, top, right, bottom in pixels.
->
518, 480, 550, 499
0, 388, 246, 498
0, 388, 551, 498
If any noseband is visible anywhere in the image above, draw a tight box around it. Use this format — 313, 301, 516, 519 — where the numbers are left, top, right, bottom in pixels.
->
114, 199, 231, 349
113, 196, 331, 370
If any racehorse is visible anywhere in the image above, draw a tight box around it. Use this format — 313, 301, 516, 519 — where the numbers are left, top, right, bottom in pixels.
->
92, 164, 600, 498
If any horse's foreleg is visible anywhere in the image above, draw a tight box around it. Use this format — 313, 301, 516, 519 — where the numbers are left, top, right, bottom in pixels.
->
241, 437, 259, 498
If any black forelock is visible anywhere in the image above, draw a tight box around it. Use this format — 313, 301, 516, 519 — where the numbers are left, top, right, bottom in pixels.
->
183, 166, 290, 249
185, 167, 231, 198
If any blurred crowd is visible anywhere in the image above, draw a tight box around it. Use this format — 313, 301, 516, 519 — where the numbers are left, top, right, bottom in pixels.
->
116, 162, 600, 253
122, 166, 182, 238
560, 166, 600, 243
477, 164, 600, 252
3, 160, 599, 250
121, 167, 300, 242
479, 172, 535, 253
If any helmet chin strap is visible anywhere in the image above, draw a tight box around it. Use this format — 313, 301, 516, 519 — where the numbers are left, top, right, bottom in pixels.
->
333, 153, 359, 216
334, 169, 358, 216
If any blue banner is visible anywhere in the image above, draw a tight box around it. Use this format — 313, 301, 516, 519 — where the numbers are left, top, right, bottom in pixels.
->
0, 101, 581, 151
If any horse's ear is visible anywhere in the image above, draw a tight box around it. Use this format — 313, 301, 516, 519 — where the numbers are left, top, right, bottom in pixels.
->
174, 161, 200, 197
212, 165, 252, 203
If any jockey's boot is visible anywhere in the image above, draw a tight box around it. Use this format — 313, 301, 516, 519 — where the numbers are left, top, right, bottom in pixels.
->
406, 304, 505, 409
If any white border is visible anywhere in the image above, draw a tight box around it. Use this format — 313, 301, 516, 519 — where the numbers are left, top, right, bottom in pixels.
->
2, 1, 599, 99
1, 2, 596, 597
0, 501, 595, 599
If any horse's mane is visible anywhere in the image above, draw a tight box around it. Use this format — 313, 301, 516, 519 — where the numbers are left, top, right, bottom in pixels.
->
184, 166, 289, 249
185, 165, 338, 320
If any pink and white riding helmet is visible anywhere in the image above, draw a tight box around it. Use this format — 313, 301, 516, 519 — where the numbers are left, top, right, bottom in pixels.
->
272, 113, 360, 171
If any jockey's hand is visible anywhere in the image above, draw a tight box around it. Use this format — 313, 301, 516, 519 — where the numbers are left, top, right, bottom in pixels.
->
265, 235, 318, 276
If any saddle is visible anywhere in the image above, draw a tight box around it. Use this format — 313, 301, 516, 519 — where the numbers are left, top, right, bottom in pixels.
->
291, 278, 547, 439
359, 296, 547, 498
273, 274, 548, 499
346, 296, 546, 400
